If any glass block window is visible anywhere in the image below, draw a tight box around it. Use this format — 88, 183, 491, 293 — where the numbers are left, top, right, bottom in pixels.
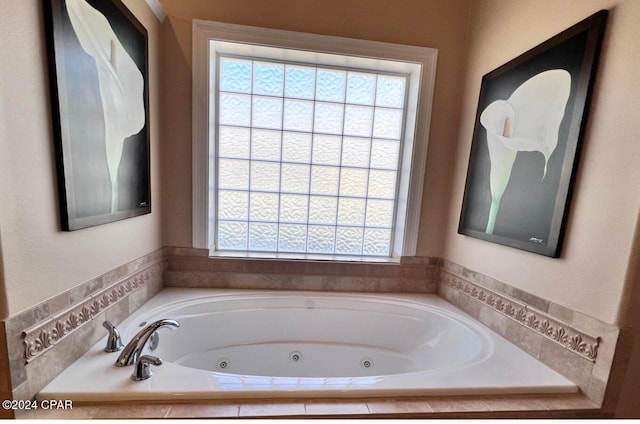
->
215, 56, 408, 257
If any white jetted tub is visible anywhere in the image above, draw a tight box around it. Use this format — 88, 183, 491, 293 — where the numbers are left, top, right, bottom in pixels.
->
38, 288, 576, 401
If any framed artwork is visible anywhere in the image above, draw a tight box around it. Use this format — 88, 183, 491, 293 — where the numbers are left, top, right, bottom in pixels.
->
458, 10, 607, 257
43, 0, 151, 231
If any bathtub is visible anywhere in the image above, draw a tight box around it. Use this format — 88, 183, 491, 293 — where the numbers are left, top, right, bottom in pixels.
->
38, 288, 576, 401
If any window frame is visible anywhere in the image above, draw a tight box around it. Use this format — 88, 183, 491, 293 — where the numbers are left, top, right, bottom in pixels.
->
192, 20, 437, 261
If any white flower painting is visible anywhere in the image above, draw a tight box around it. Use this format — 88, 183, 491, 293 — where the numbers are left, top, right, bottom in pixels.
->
65, 0, 146, 213
480, 69, 571, 234
458, 10, 606, 257
45, 0, 150, 230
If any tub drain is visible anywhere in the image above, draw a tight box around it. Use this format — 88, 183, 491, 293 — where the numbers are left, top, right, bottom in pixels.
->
289, 351, 302, 363
216, 358, 230, 371
360, 357, 374, 369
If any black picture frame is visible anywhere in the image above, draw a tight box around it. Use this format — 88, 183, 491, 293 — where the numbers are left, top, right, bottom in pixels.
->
43, 0, 151, 231
458, 10, 607, 257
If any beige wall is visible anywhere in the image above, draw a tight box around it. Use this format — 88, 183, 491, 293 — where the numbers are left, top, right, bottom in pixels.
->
0, 0, 164, 317
444, 0, 640, 325
158, 0, 473, 256
610, 210, 640, 416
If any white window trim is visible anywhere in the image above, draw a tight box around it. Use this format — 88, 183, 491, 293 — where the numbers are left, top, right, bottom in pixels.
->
192, 20, 437, 260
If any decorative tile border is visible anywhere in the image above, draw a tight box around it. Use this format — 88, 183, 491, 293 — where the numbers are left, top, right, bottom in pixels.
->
22, 263, 162, 363
440, 271, 600, 362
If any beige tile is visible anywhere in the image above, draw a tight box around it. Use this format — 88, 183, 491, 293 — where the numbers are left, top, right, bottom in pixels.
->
91, 404, 171, 419
453, 291, 483, 319
148, 248, 166, 263
16, 405, 98, 419
547, 302, 575, 325
5, 308, 40, 342
411, 280, 433, 293
305, 400, 370, 415
70, 276, 105, 305
395, 278, 426, 292
171, 271, 223, 287
7, 339, 27, 388
591, 328, 621, 382
71, 313, 108, 358
164, 246, 209, 257
147, 278, 164, 299
345, 277, 381, 292
571, 310, 617, 335
11, 380, 31, 402
437, 282, 460, 302
163, 252, 438, 293
539, 393, 599, 410
366, 398, 432, 414
457, 266, 484, 286
163, 271, 200, 287
167, 402, 240, 418
477, 303, 510, 337
101, 266, 129, 289
105, 296, 131, 326
128, 285, 150, 313
596, 329, 635, 411
482, 395, 548, 411
427, 397, 490, 413
440, 259, 462, 275
298, 275, 326, 290
33, 302, 52, 323
296, 274, 322, 289
539, 338, 594, 391
399, 256, 438, 265
239, 401, 306, 417
25, 332, 77, 397
46, 292, 72, 317
127, 253, 162, 275
507, 287, 550, 313
586, 375, 607, 405
256, 274, 297, 290
504, 318, 543, 359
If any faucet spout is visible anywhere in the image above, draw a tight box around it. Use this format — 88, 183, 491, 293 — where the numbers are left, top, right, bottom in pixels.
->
115, 319, 180, 367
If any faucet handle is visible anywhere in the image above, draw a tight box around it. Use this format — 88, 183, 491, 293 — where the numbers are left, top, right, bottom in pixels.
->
102, 321, 123, 352
131, 355, 163, 381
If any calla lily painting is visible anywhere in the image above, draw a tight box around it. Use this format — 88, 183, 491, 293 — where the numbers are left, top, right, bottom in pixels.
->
66, 0, 146, 214
44, 0, 151, 230
458, 10, 607, 257
480, 69, 571, 234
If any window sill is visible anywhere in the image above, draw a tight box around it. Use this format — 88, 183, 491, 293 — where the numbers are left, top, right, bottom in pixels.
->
208, 250, 401, 264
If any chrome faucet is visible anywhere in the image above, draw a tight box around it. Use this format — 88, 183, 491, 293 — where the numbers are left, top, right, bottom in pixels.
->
102, 321, 123, 352
115, 319, 180, 367
131, 355, 163, 381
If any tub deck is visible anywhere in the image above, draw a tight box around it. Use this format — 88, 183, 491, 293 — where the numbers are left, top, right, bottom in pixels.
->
37, 288, 577, 402
26, 288, 608, 418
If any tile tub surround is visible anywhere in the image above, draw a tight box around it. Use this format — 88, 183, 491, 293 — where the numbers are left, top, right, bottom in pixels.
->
438, 260, 620, 406
163, 247, 439, 293
0, 246, 624, 418
3, 249, 164, 402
